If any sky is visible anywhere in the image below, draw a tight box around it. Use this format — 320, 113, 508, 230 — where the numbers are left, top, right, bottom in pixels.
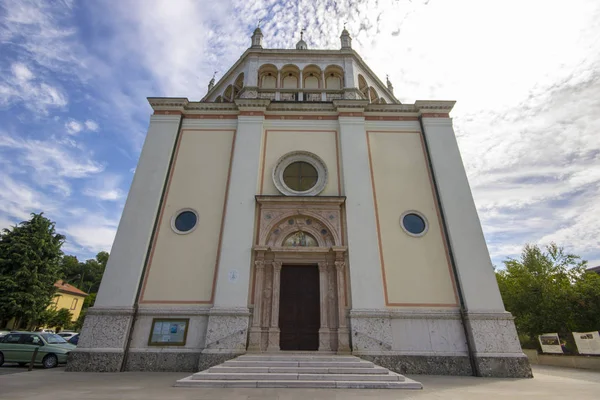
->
0, 0, 599, 267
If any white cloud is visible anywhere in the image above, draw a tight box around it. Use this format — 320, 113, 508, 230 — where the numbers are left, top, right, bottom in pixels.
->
65, 119, 83, 135
82, 174, 125, 202
84, 120, 99, 132
65, 118, 100, 135
63, 214, 119, 254
0, 62, 68, 114
0, 131, 104, 196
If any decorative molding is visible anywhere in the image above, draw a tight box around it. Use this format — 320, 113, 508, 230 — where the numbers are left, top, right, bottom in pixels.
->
184, 114, 237, 119
265, 114, 338, 120
153, 110, 183, 115
422, 113, 450, 118
272, 151, 328, 197
365, 115, 419, 121
338, 112, 364, 117
239, 110, 265, 116
350, 309, 462, 320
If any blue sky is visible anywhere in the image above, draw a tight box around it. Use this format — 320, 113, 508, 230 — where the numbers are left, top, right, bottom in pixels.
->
1, 0, 599, 267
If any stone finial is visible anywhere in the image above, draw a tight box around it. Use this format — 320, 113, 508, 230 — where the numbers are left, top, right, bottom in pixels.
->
296, 29, 308, 50
340, 24, 352, 49
251, 24, 264, 48
208, 71, 216, 91
386, 74, 394, 94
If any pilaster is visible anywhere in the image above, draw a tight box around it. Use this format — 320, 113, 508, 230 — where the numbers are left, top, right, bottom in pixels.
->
267, 261, 282, 352
318, 262, 331, 351
336, 101, 385, 309
420, 112, 531, 377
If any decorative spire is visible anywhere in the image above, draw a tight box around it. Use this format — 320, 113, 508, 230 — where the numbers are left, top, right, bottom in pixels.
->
386, 74, 394, 94
295, 28, 308, 50
208, 71, 216, 91
251, 22, 264, 48
340, 24, 352, 49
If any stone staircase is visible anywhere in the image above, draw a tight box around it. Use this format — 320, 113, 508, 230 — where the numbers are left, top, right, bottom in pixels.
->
175, 354, 423, 389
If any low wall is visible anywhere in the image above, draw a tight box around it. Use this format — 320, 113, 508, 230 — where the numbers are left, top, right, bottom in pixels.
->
524, 349, 600, 371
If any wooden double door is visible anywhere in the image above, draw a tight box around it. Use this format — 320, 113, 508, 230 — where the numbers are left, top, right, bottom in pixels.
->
278, 265, 320, 351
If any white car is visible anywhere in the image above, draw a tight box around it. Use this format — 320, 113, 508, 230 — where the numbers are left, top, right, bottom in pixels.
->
57, 332, 78, 340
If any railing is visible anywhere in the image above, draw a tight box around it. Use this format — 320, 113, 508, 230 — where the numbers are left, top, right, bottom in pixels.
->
256, 89, 344, 102
304, 92, 322, 102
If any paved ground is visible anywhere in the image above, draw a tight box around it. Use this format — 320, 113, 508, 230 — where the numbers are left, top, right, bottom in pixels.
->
0, 365, 598, 399
0, 363, 39, 375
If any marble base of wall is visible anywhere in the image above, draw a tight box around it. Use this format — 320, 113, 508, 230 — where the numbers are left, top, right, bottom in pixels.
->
361, 354, 473, 376
465, 311, 532, 378
202, 307, 250, 354
66, 306, 134, 372
66, 349, 124, 372
349, 308, 532, 378
475, 355, 533, 378
349, 309, 466, 355
125, 349, 201, 372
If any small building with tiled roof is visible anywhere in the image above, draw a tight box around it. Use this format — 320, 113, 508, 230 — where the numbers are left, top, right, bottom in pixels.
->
51, 280, 88, 322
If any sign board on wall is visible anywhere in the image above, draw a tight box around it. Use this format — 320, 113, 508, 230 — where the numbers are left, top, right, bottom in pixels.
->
538, 333, 563, 354
573, 331, 600, 355
148, 318, 189, 346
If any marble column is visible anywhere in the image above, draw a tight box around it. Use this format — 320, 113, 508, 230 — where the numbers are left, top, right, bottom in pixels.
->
321, 70, 326, 101
276, 70, 281, 101
335, 260, 351, 353
318, 262, 331, 351
267, 261, 282, 352
248, 260, 265, 351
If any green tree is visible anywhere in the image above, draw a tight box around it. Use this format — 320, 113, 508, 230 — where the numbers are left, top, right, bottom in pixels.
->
0, 213, 65, 329
60, 251, 108, 294
50, 308, 73, 332
570, 269, 600, 332
496, 243, 600, 347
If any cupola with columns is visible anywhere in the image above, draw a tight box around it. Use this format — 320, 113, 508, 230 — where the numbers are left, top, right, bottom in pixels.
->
203, 25, 398, 105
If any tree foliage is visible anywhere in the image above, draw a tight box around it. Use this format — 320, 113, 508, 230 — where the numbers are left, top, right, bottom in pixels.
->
0, 213, 65, 328
60, 251, 108, 294
496, 243, 600, 343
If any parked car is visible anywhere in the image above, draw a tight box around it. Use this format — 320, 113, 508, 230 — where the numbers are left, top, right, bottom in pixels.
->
0, 331, 76, 368
57, 332, 78, 341
0, 330, 10, 338
67, 334, 79, 345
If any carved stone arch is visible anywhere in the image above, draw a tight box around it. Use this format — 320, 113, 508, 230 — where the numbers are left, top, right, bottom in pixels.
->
259, 210, 342, 248
250, 196, 350, 353
358, 74, 368, 98
272, 225, 330, 248
223, 85, 233, 102
369, 86, 379, 103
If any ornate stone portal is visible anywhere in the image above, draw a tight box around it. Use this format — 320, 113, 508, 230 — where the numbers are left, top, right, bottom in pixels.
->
248, 196, 350, 353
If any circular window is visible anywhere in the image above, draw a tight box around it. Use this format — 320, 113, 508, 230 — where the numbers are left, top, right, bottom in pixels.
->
273, 151, 328, 196
171, 209, 198, 234
283, 161, 318, 191
400, 211, 428, 237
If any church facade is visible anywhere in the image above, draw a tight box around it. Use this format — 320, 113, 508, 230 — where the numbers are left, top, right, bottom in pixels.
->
68, 27, 531, 377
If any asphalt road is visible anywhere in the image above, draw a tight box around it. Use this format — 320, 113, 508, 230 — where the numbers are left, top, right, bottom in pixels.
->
0, 364, 64, 375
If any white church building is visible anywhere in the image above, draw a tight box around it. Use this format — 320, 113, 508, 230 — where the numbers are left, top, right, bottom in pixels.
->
68, 27, 531, 380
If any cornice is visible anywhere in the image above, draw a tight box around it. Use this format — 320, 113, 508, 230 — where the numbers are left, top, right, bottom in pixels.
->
255, 195, 346, 206
235, 98, 271, 111
414, 100, 456, 113
148, 96, 455, 118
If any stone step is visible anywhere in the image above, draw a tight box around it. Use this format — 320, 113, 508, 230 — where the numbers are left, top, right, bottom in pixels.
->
175, 377, 423, 389
208, 366, 390, 374
174, 354, 423, 390
192, 372, 402, 382
223, 360, 374, 368
237, 355, 360, 362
